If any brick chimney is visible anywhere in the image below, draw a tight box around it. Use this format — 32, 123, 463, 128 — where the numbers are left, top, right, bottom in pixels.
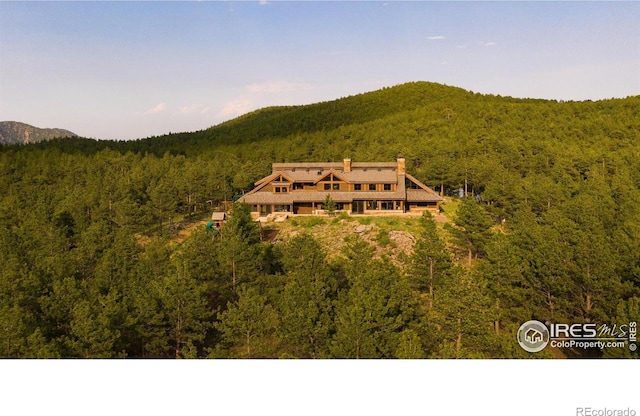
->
343, 158, 352, 173
397, 157, 406, 175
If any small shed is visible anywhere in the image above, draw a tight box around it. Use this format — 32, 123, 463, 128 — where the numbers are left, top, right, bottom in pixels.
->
210, 212, 227, 228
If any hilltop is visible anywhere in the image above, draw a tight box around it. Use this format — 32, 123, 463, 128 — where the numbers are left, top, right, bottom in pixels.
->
0, 121, 76, 145
114, 81, 521, 154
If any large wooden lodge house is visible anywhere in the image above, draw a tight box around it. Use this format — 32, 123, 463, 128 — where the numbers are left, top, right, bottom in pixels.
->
238, 158, 442, 218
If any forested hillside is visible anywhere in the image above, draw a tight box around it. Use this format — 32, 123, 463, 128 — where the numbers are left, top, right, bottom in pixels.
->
1, 82, 638, 358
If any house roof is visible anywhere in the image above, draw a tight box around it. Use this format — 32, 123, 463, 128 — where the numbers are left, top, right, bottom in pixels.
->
270, 166, 399, 184
406, 189, 442, 202
239, 189, 441, 205
272, 162, 398, 170
239, 193, 294, 205
211, 212, 226, 221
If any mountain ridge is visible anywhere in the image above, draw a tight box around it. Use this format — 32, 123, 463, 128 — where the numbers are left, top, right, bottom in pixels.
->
0, 121, 77, 145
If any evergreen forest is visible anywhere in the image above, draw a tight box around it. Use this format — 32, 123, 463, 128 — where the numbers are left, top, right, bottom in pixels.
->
1, 82, 639, 358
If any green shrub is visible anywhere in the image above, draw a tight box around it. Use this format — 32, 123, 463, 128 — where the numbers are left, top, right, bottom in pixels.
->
300, 216, 326, 228
355, 217, 372, 225
375, 229, 391, 247
337, 211, 350, 220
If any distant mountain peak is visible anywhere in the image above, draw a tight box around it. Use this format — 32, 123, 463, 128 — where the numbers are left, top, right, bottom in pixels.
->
0, 121, 77, 145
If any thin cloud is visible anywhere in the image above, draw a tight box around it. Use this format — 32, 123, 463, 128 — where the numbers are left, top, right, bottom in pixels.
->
480, 41, 497, 47
246, 81, 315, 94
178, 104, 210, 115
144, 103, 166, 115
217, 97, 254, 119
428, 36, 446, 40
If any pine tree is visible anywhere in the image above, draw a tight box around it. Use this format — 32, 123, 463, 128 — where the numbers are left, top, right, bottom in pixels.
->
323, 194, 337, 217
449, 197, 493, 267
216, 204, 262, 297
154, 259, 213, 358
409, 211, 454, 308
275, 233, 335, 358
215, 285, 279, 358
331, 238, 423, 358
429, 268, 496, 358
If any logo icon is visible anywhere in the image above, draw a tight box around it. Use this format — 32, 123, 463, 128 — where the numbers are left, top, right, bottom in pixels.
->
517, 320, 550, 352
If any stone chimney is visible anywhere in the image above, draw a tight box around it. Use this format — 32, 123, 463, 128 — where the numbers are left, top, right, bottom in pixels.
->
343, 158, 352, 173
397, 157, 406, 175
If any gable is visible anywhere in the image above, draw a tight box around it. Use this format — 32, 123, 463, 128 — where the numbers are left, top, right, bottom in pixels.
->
313, 170, 349, 184
246, 172, 295, 195
405, 173, 437, 194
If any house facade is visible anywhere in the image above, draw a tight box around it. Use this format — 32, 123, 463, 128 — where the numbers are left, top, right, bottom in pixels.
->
237, 158, 442, 218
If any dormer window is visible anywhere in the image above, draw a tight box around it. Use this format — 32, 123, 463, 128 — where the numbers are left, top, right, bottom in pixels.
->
384, 184, 392, 191
369, 184, 377, 191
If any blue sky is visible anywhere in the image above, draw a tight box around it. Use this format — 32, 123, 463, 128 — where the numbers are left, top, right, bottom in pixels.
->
1, 1, 639, 141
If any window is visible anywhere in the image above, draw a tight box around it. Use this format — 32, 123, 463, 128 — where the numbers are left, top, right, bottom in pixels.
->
369, 184, 377, 191
332, 183, 340, 190
366, 200, 378, 210
295, 182, 313, 190
274, 187, 281, 193
381, 200, 394, 210
384, 184, 392, 191
335, 202, 344, 210
354, 184, 362, 191
324, 183, 331, 190
406, 178, 421, 189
